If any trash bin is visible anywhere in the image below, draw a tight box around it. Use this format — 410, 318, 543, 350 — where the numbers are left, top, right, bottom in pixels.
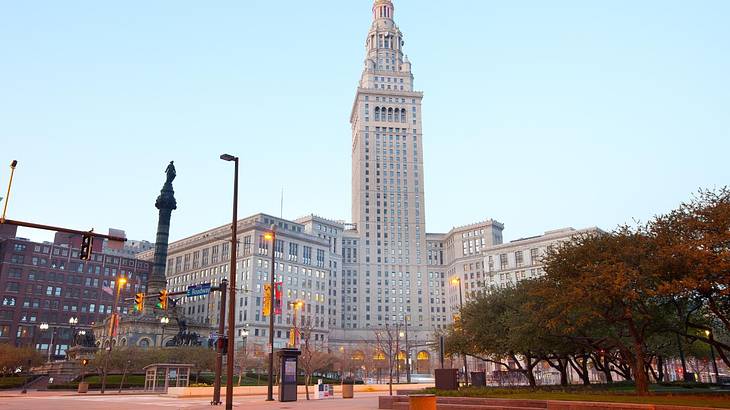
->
342, 377, 354, 399
77, 382, 89, 393
409, 394, 436, 410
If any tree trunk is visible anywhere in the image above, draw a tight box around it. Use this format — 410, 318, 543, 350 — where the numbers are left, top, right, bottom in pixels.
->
305, 374, 310, 400
568, 354, 591, 386
603, 355, 613, 383
631, 344, 649, 395
647, 361, 659, 383
574, 355, 591, 385
525, 367, 536, 387
559, 365, 568, 386
548, 357, 569, 386
657, 356, 664, 382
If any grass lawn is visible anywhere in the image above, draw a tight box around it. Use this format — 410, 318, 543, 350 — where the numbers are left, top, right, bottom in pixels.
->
421, 385, 730, 409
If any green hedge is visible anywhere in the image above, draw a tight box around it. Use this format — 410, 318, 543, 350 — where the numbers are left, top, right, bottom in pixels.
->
0, 376, 31, 389
48, 374, 145, 390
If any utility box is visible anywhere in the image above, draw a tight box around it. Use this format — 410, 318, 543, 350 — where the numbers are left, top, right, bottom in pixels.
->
277, 348, 301, 402
470, 371, 486, 387
434, 369, 459, 390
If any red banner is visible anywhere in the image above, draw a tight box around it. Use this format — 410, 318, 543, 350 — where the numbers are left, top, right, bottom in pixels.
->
274, 282, 283, 315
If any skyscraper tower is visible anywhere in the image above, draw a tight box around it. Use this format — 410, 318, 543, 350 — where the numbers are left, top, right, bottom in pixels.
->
346, 0, 430, 330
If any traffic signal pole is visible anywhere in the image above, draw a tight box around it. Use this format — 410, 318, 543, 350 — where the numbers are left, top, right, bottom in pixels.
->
1, 160, 18, 224
212, 279, 228, 406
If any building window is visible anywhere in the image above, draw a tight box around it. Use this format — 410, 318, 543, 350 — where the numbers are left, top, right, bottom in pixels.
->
499, 254, 508, 270
530, 248, 540, 265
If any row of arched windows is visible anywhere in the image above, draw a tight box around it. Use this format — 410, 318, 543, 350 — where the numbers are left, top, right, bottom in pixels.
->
374, 107, 407, 123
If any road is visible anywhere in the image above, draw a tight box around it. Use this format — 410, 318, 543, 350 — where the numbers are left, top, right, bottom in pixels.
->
0, 392, 382, 410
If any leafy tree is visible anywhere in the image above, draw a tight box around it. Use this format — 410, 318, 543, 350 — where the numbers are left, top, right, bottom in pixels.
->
445, 285, 543, 387
650, 188, 730, 367
537, 227, 674, 395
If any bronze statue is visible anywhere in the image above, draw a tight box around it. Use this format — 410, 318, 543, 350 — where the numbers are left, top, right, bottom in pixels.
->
165, 161, 176, 185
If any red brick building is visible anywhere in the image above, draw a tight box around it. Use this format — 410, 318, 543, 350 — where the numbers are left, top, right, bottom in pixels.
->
0, 224, 150, 359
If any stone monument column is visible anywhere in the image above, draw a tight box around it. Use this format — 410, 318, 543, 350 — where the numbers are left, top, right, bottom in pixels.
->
147, 161, 177, 296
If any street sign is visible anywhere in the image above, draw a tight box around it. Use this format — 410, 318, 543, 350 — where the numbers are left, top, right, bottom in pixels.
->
187, 283, 212, 298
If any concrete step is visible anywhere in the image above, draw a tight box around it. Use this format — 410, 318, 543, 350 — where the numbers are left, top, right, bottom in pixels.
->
26, 375, 49, 390
394, 404, 545, 410
388, 396, 549, 410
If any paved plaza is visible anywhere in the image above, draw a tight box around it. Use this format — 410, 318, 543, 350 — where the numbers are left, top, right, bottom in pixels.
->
0, 392, 381, 410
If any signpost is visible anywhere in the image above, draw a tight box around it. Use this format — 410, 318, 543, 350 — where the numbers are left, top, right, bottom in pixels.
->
187, 283, 212, 298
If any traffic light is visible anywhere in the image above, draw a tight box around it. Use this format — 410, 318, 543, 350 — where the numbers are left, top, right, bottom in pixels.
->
215, 336, 228, 355
157, 289, 168, 310
217, 337, 228, 355
134, 293, 145, 312
81, 358, 89, 367
79, 234, 93, 260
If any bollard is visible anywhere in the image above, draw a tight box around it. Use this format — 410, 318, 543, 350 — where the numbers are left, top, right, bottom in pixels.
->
408, 394, 436, 410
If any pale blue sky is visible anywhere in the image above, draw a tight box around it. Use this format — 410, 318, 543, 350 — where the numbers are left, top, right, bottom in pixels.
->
1, 0, 729, 244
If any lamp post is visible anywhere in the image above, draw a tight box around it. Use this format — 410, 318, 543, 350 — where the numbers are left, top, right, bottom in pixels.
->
160, 317, 170, 347
39, 323, 54, 362
220, 153, 239, 410
264, 225, 277, 401
69, 317, 78, 346
451, 277, 468, 386
289, 300, 304, 348
395, 324, 401, 384
705, 330, 720, 383
403, 315, 411, 384
101, 276, 126, 394
212, 279, 228, 406
241, 326, 249, 352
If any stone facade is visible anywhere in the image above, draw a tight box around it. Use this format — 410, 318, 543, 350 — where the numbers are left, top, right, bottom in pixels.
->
137, 213, 337, 353
0, 224, 149, 358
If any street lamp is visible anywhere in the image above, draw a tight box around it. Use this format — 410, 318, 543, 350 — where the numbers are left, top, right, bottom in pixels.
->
451, 277, 468, 386
264, 225, 276, 401
69, 317, 79, 346
160, 317, 170, 347
705, 330, 720, 383
289, 300, 304, 348
39, 323, 56, 362
101, 276, 127, 394
220, 153, 239, 410
241, 326, 250, 352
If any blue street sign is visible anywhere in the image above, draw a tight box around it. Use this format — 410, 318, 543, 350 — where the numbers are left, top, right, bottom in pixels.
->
187, 283, 212, 298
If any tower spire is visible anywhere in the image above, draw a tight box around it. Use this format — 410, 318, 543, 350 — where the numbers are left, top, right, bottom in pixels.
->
373, 0, 394, 21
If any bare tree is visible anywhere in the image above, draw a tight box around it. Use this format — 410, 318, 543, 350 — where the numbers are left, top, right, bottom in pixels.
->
300, 320, 336, 399
235, 344, 257, 386
374, 325, 398, 395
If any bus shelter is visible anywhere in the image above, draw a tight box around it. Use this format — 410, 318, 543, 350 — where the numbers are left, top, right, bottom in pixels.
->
143, 363, 193, 392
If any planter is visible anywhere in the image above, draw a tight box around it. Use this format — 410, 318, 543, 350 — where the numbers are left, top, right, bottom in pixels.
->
77, 382, 89, 394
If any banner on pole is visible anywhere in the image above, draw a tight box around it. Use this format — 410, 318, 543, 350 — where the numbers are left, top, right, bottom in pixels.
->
263, 284, 272, 316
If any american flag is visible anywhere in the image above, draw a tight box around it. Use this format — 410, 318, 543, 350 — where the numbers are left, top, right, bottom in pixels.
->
102, 284, 113, 295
